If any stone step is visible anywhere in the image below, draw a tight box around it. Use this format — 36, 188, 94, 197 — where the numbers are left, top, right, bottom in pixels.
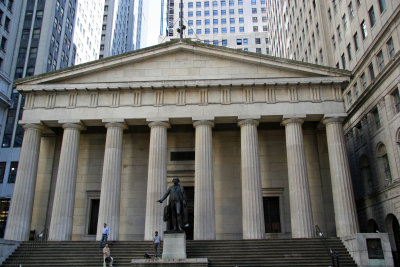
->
3, 238, 357, 267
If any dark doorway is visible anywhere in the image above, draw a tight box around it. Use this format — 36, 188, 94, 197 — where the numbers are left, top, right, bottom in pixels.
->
88, 199, 100, 235
184, 186, 194, 240
0, 199, 10, 238
392, 216, 400, 267
263, 197, 281, 233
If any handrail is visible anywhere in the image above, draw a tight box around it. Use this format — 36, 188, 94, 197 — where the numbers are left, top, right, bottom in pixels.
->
315, 225, 340, 267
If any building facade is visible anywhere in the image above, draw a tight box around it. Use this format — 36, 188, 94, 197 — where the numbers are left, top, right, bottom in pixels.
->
163, 0, 272, 54
265, 0, 400, 259
5, 40, 360, 245
99, 0, 146, 59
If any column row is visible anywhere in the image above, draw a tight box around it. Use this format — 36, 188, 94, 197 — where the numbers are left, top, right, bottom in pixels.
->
4, 117, 359, 241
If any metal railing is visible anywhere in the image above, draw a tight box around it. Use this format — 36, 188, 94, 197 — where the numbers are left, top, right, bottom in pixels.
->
315, 225, 340, 267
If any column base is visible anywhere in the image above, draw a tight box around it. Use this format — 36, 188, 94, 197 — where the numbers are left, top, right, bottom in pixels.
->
341, 233, 394, 267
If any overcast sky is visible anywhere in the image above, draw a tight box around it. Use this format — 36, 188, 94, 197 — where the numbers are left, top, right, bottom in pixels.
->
144, 0, 163, 47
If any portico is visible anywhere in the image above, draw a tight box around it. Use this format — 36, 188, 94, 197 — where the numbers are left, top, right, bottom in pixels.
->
4, 39, 358, 242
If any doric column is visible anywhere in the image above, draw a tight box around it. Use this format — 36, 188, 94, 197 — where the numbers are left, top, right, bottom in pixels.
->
323, 117, 359, 237
96, 121, 127, 241
282, 118, 314, 238
48, 122, 85, 240
238, 119, 265, 239
193, 120, 216, 240
4, 124, 44, 241
144, 121, 169, 240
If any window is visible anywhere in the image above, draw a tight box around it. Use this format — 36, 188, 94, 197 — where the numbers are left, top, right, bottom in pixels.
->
353, 32, 359, 50
256, 48, 261, 53
205, 19, 210, 25
391, 89, 400, 114
213, 10, 218, 15
368, 63, 375, 80
188, 11, 193, 17
222, 27, 227, 33
377, 50, 385, 72
0, 37, 6, 51
361, 20, 367, 39
347, 43, 352, 61
205, 28, 210, 34
0, 162, 5, 183
204, 40, 210, 44
238, 0, 243, 5
255, 38, 261, 44
196, 20, 201, 25
372, 108, 381, 129
263, 25, 267, 31
32, 29, 40, 39
196, 29, 201, 34
229, 0, 234, 6
368, 6, 376, 27
205, 1, 210, 7
188, 20, 193, 26
188, 29, 193, 35
262, 16, 267, 22
237, 39, 242, 45
319, 49, 323, 63
252, 17, 258, 23
213, 40, 218, 45
229, 9, 234, 14
213, 19, 218, 24
332, 35, 336, 49
213, 1, 217, 6
196, 11, 201, 16
360, 72, 367, 90
347, 91, 353, 106
188, 2, 193, 8
341, 53, 346, 69
7, 162, 18, 183
221, 0, 226, 6
213, 28, 218, 33
239, 26, 244, 32
222, 39, 227, 46
205, 10, 210, 16
348, 2, 354, 18
196, 2, 201, 7
353, 83, 359, 98
243, 39, 248, 45
29, 47, 37, 59
230, 27, 235, 33
221, 18, 226, 24
7, 0, 13, 11
252, 8, 257, 14
316, 23, 319, 36
387, 37, 395, 59
221, 10, 226, 15
4, 17, 10, 32
239, 17, 244, 23
328, 8, 332, 21
238, 8, 243, 14
253, 26, 258, 32
378, 0, 386, 13
337, 25, 342, 41
251, 0, 256, 4
332, 0, 337, 12
376, 143, 392, 185
342, 14, 347, 30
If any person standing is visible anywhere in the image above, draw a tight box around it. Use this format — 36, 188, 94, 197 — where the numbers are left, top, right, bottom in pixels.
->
153, 231, 161, 258
100, 223, 109, 248
103, 243, 114, 267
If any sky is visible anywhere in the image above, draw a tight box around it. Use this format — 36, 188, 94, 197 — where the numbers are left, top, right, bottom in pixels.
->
144, 0, 163, 47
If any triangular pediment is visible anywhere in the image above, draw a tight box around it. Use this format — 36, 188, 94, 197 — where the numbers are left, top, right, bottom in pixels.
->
16, 39, 350, 89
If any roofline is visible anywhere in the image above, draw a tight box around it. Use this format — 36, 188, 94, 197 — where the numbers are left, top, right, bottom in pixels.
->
14, 38, 351, 86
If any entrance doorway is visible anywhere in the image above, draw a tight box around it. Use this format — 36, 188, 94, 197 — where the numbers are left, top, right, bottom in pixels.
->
88, 199, 100, 235
184, 186, 194, 240
263, 196, 281, 233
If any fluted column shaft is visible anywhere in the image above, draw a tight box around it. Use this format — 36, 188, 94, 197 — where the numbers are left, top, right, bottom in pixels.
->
323, 118, 359, 237
282, 118, 314, 238
193, 120, 216, 240
4, 124, 43, 241
96, 122, 126, 241
238, 119, 265, 239
144, 121, 169, 240
48, 123, 84, 240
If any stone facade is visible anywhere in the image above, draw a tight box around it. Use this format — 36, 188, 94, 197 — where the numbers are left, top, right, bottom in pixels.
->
5, 39, 357, 242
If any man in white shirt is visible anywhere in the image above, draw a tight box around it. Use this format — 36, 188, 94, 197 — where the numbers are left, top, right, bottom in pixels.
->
153, 231, 161, 258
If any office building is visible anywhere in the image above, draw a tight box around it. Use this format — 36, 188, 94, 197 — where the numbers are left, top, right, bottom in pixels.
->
163, 0, 271, 54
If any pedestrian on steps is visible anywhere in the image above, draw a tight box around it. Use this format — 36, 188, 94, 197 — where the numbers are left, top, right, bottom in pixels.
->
153, 231, 161, 259
103, 243, 114, 267
100, 223, 109, 248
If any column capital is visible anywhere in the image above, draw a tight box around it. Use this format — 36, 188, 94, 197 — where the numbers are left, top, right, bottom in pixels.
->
238, 119, 259, 127
281, 116, 305, 126
22, 123, 46, 131
60, 121, 86, 131
193, 120, 214, 128
322, 116, 345, 125
148, 121, 170, 128
104, 122, 128, 129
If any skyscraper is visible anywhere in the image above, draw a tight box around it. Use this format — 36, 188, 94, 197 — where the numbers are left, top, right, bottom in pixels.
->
162, 0, 271, 54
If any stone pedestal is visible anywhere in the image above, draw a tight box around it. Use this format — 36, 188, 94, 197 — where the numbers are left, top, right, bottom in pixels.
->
162, 232, 187, 259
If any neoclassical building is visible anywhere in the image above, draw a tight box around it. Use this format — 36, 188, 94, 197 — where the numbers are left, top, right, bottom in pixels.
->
5, 39, 359, 242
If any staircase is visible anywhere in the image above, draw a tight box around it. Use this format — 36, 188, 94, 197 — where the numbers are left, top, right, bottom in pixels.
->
2, 238, 357, 267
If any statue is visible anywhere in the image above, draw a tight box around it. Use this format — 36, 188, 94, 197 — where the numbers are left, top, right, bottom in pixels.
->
158, 177, 188, 232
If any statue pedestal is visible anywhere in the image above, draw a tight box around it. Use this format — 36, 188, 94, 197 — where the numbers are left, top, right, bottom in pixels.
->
162, 232, 186, 259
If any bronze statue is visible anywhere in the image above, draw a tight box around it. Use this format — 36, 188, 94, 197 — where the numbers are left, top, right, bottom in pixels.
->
158, 177, 187, 232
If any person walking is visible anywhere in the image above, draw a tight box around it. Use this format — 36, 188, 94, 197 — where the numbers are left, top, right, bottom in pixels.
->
103, 243, 114, 267
153, 231, 161, 258
100, 223, 109, 248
